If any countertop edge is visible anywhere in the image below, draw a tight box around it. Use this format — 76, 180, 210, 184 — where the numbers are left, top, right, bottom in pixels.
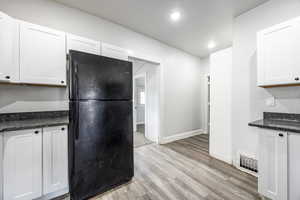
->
248, 120, 300, 133
0, 122, 69, 133
0, 120, 69, 133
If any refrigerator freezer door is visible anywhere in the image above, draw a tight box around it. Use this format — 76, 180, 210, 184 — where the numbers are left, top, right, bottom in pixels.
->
69, 50, 132, 100
69, 100, 134, 200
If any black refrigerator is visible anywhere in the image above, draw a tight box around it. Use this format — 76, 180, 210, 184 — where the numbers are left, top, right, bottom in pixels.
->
68, 50, 134, 200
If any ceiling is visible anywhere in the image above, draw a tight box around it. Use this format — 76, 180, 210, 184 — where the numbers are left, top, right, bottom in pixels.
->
54, 0, 268, 58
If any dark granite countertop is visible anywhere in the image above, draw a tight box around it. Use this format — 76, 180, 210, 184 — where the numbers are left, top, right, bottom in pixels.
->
249, 112, 300, 133
0, 111, 69, 132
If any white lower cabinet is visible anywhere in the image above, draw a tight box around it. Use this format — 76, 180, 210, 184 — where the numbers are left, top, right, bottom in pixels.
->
3, 129, 43, 200
43, 126, 68, 195
258, 130, 288, 200
288, 134, 300, 200
2, 126, 68, 200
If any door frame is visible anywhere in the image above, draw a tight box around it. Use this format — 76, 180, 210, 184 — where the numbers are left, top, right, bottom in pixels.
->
129, 54, 162, 144
204, 73, 210, 135
133, 73, 147, 136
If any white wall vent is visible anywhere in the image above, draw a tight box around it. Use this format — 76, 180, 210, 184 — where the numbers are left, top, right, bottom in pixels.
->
236, 152, 258, 176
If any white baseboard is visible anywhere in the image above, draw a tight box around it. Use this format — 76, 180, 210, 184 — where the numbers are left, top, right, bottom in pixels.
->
36, 187, 69, 200
159, 129, 204, 144
209, 152, 232, 165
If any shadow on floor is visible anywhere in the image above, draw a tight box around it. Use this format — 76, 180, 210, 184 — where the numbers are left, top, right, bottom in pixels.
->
134, 124, 152, 148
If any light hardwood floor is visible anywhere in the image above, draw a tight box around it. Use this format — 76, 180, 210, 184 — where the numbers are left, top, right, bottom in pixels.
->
65, 134, 262, 200
134, 124, 152, 148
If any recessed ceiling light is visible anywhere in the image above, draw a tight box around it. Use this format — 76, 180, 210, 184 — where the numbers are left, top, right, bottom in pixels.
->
208, 41, 216, 49
170, 11, 181, 22
127, 50, 134, 55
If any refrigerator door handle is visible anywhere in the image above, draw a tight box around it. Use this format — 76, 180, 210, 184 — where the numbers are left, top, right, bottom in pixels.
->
74, 63, 79, 100
75, 102, 80, 140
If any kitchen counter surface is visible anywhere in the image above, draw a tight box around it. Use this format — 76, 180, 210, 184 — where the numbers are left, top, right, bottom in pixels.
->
0, 111, 69, 132
249, 112, 300, 133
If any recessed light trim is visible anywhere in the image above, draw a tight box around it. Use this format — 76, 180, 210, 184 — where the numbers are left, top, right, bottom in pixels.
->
127, 50, 134, 55
170, 11, 181, 22
208, 41, 216, 49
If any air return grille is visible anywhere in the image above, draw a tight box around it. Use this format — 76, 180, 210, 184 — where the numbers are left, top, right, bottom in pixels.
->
239, 154, 258, 173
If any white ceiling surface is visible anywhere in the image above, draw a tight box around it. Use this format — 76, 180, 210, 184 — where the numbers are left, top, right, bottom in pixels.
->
54, 0, 268, 58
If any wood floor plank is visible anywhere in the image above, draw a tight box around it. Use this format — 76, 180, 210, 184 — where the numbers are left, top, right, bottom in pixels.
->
64, 134, 261, 200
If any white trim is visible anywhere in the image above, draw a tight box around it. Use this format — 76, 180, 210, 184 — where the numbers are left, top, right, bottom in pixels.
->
136, 122, 145, 125
159, 129, 204, 144
36, 187, 68, 200
158, 62, 164, 144
204, 73, 210, 135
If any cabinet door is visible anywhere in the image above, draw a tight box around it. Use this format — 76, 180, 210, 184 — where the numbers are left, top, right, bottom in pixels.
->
101, 43, 129, 61
67, 34, 101, 55
258, 130, 287, 200
3, 129, 42, 200
257, 18, 300, 86
0, 12, 19, 82
43, 126, 68, 195
20, 21, 66, 86
288, 133, 300, 200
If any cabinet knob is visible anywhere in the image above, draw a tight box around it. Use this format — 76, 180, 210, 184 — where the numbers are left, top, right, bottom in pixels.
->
61, 81, 65, 84
279, 133, 284, 137
5, 76, 10, 80
34, 130, 39, 134
295, 77, 299, 81
61, 127, 65, 131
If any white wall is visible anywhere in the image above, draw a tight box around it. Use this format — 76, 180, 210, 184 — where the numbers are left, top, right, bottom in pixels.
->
163, 51, 203, 136
0, 0, 205, 138
210, 48, 232, 164
232, 0, 300, 166
0, 84, 68, 113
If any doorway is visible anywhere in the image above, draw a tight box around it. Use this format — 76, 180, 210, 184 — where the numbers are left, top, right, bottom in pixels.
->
133, 74, 151, 147
207, 75, 211, 135
130, 58, 160, 148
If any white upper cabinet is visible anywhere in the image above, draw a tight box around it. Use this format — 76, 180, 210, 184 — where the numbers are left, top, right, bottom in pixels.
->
101, 43, 129, 61
67, 34, 101, 55
0, 12, 19, 82
257, 17, 300, 87
20, 21, 67, 86
3, 129, 42, 200
258, 129, 288, 200
43, 126, 68, 195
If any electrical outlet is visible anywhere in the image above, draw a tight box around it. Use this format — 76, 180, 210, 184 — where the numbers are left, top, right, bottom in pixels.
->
266, 97, 276, 107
